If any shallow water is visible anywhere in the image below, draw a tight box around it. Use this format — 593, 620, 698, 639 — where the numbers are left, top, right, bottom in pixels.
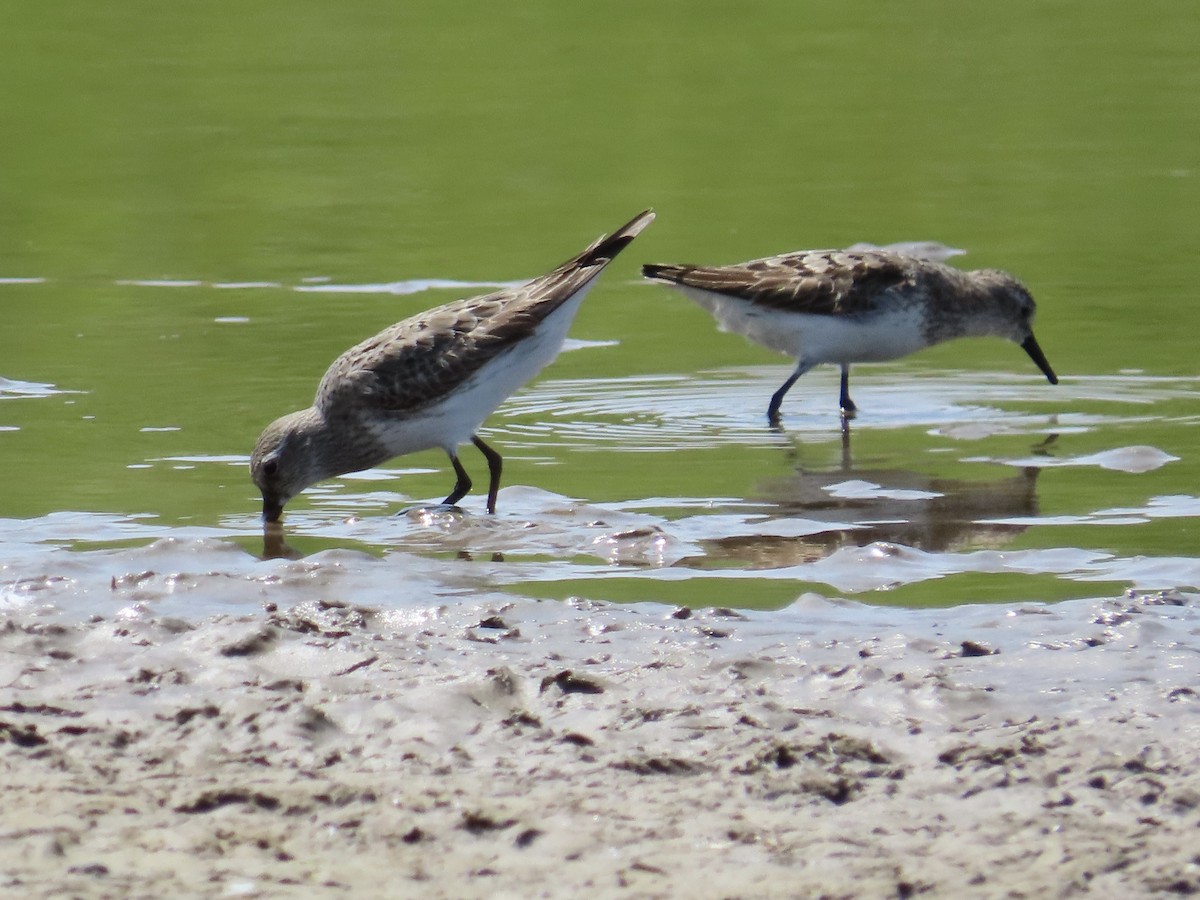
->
3, 2, 1200, 620
4, 362, 1199, 615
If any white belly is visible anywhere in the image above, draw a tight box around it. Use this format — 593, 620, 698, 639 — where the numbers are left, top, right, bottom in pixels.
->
679, 286, 927, 364
367, 284, 595, 455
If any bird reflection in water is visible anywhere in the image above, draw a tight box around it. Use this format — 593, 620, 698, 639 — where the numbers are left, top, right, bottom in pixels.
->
683, 432, 1057, 570
261, 521, 302, 561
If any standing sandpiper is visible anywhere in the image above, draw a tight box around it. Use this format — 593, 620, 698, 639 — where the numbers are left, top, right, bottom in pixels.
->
642, 249, 1057, 424
251, 209, 655, 522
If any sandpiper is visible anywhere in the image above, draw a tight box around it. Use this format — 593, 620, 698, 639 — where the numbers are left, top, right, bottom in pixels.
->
251, 209, 655, 522
642, 249, 1057, 424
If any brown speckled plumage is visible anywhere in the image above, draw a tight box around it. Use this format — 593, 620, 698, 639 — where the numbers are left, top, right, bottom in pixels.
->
644, 250, 915, 317
251, 209, 654, 522
320, 230, 648, 415
643, 248, 1057, 422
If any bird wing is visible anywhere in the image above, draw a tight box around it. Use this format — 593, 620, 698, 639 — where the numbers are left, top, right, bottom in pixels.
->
315, 209, 655, 414
643, 250, 917, 317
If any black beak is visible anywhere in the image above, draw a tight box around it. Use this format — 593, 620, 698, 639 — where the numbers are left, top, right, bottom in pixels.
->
1021, 334, 1058, 384
262, 496, 284, 523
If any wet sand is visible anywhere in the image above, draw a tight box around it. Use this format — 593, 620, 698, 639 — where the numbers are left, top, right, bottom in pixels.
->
3, 577, 1198, 898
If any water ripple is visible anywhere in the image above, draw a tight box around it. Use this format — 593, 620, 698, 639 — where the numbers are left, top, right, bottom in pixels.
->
489, 370, 1198, 450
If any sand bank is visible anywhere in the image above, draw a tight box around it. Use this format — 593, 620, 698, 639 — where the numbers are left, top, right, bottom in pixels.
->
3, 579, 1199, 898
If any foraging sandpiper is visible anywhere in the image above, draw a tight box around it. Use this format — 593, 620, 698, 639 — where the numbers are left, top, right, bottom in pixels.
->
642, 249, 1057, 424
251, 209, 655, 522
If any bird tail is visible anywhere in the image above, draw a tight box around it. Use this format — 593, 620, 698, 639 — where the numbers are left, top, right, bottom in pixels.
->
508, 209, 654, 318
566, 209, 656, 271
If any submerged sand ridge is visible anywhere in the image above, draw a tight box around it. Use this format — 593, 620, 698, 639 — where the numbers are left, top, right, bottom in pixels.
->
2, 563, 1199, 897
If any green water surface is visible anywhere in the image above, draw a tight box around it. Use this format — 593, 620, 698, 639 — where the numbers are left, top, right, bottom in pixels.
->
2, 1, 1199, 608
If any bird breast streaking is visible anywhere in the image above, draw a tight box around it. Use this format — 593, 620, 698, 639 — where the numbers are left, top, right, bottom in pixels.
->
643, 248, 1057, 424
251, 208, 655, 522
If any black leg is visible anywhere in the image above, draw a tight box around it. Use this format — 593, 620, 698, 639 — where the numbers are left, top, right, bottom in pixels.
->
839, 364, 857, 419
443, 453, 472, 506
472, 435, 504, 514
767, 361, 813, 426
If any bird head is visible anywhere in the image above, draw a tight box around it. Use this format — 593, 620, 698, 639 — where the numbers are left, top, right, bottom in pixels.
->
971, 269, 1058, 385
249, 409, 324, 523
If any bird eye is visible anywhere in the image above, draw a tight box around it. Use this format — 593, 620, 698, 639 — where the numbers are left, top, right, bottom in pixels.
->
263, 458, 279, 478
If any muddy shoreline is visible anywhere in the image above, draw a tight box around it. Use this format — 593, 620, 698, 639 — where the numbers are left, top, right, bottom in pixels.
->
3, 586, 1198, 898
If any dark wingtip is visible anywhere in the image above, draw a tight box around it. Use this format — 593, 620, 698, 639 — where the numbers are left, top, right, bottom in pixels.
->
615, 208, 656, 241
581, 209, 655, 267
641, 262, 687, 283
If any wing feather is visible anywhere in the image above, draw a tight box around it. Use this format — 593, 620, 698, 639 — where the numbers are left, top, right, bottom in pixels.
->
643, 250, 919, 317
316, 209, 654, 414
